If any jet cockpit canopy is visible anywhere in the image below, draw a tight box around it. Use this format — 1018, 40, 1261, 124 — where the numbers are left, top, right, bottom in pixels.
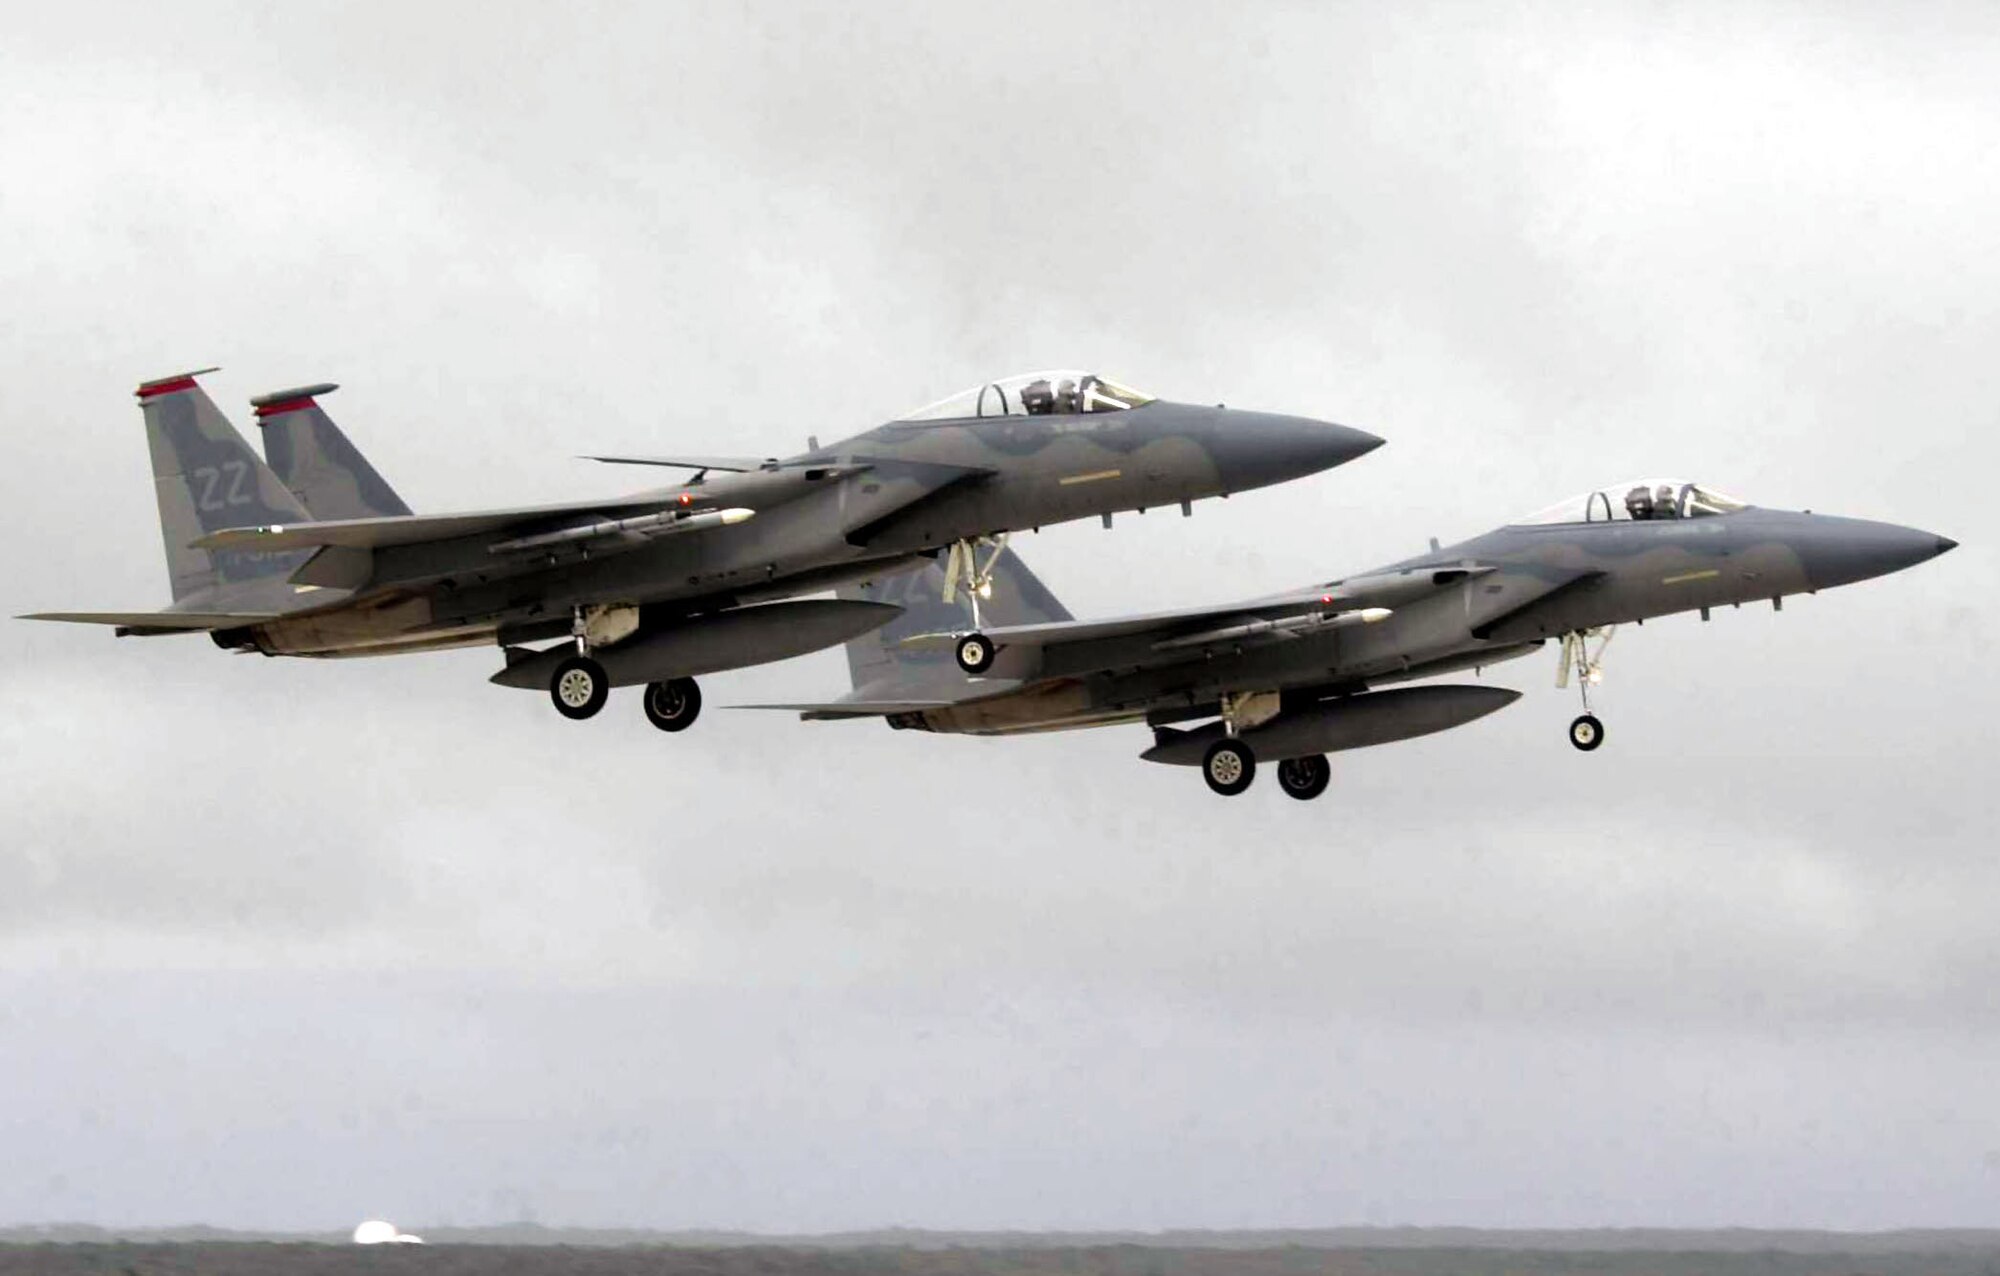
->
1515, 480, 1747, 526
898, 371, 1155, 422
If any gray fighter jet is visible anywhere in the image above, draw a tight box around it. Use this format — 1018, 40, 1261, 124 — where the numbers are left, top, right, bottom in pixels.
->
775, 479, 1956, 797
22, 369, 1379, 729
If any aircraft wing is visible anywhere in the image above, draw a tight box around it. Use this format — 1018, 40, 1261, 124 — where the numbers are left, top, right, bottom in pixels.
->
18, 610, 278, 635
894, 566, 1504, 680
735, 698, 960, 720
191, 494, 694, 552
902, 592, 1380, 659
581, 454, 776, 472
901, 567, 1495, 654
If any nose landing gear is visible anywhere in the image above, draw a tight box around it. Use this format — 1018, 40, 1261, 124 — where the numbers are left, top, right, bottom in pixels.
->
944, 534, 1010, 676
1568, 713, 1604, 751
954, 633, 995, 675
1558, 626, 1615, 751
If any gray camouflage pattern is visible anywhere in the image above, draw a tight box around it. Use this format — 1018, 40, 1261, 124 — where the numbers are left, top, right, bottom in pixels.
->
804, 498, 1956, 767
22, 370, 1378, 699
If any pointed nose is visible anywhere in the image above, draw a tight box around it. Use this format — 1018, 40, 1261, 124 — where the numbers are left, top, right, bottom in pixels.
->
1795, 516, 1957, 590
1208, 411, 1384, 492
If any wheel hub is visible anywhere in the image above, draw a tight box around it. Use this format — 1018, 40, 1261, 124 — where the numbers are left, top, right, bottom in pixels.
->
558, 671, 594, 706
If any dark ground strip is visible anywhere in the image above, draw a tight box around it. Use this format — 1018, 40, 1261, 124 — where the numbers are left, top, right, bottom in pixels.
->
6, 1247, 2000, 1276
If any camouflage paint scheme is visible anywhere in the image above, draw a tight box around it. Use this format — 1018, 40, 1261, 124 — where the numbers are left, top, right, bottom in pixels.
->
789, 487, 1955, 794
22, 370, 1379, 720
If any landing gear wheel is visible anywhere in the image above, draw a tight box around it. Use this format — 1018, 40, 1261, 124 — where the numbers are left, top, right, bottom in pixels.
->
955, 632, 995, 675
1275, 754, 1332, 801
1202, 739, 1257, 797
1569, 713, 1605, 752
551, 656, 609, 720
642, 677, 702, 732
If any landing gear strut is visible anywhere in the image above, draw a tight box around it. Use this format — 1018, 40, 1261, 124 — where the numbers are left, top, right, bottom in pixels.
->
1558, 626, 1615, 752
1275, 754, 1332, 800
550, 605, 611, 720
643, 677, 702, 732
944, 534, 1009, 676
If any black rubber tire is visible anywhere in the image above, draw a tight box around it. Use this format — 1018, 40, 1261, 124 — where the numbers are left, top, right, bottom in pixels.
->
1202, 739, 1257, 797
642, 677, 702, 732
1569, 713, 1605, 752
550, 655, 609, 720
1276, 754, 1332, 801
955, 632, 995, 675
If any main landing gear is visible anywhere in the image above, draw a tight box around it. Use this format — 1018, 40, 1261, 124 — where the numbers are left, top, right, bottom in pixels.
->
1275, 754, 1332, 801
550, 659, 706, 731
1558, 626, 1616, 752
944, 534, 1008, 676
550, 654, 609, 720
546, 606, 704, 730
1198, 742, 1333, 800
642, 677, 702, 732
1202, 739, 1256, 796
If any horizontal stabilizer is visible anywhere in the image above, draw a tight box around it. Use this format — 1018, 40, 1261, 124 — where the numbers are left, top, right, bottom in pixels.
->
19, 609, 276, 635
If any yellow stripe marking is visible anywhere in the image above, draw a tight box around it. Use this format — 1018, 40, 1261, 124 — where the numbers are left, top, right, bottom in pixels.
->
1662, 569, 1721, 585
1058, 468, 1123, 486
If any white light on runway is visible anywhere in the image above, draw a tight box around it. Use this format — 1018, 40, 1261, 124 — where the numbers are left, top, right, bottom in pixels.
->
353, 1219, 424, 1244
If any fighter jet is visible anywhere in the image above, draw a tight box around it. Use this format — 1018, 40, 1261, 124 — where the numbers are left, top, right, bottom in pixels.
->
21, 369, 1380, 729
772, 479, 1956, 797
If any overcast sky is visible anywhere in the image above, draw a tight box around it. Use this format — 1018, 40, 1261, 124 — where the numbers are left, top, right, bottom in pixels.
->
2, 0, 1996, 1234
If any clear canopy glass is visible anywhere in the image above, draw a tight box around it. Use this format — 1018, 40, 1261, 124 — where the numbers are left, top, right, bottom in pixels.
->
898, 371, 1155, 422
1514, 480, 1747, 526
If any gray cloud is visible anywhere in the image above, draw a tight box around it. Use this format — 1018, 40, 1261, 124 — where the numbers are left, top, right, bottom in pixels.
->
1, 0, 1996, 1233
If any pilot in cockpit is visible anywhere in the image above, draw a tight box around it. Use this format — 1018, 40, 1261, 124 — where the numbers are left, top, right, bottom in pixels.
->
1053, 378, 1080, 414
1020, 379, 1055, 415
1624, 485, 1656, 520
1655, 484, 1678, 518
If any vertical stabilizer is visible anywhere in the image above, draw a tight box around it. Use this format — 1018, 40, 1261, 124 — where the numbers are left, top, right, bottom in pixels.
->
837, 546, 1072, 696
138, 370, 312, 602
253, 383, 413, 520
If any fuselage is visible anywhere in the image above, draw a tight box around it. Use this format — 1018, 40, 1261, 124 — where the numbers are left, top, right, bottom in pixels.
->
238, 399, 1376, 658
903, 505, 1955, 736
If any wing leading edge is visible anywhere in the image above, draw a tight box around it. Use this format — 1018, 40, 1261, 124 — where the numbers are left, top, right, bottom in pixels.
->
19, 610, 277, 635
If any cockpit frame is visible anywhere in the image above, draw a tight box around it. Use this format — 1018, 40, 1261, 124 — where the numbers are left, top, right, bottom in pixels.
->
1514, 480, 1748, 527
898, 370, 1155, 423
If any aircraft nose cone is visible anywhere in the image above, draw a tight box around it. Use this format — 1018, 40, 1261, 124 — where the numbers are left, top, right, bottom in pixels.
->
1209, 411, 1384, 492
1797, 517, 1956, 590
